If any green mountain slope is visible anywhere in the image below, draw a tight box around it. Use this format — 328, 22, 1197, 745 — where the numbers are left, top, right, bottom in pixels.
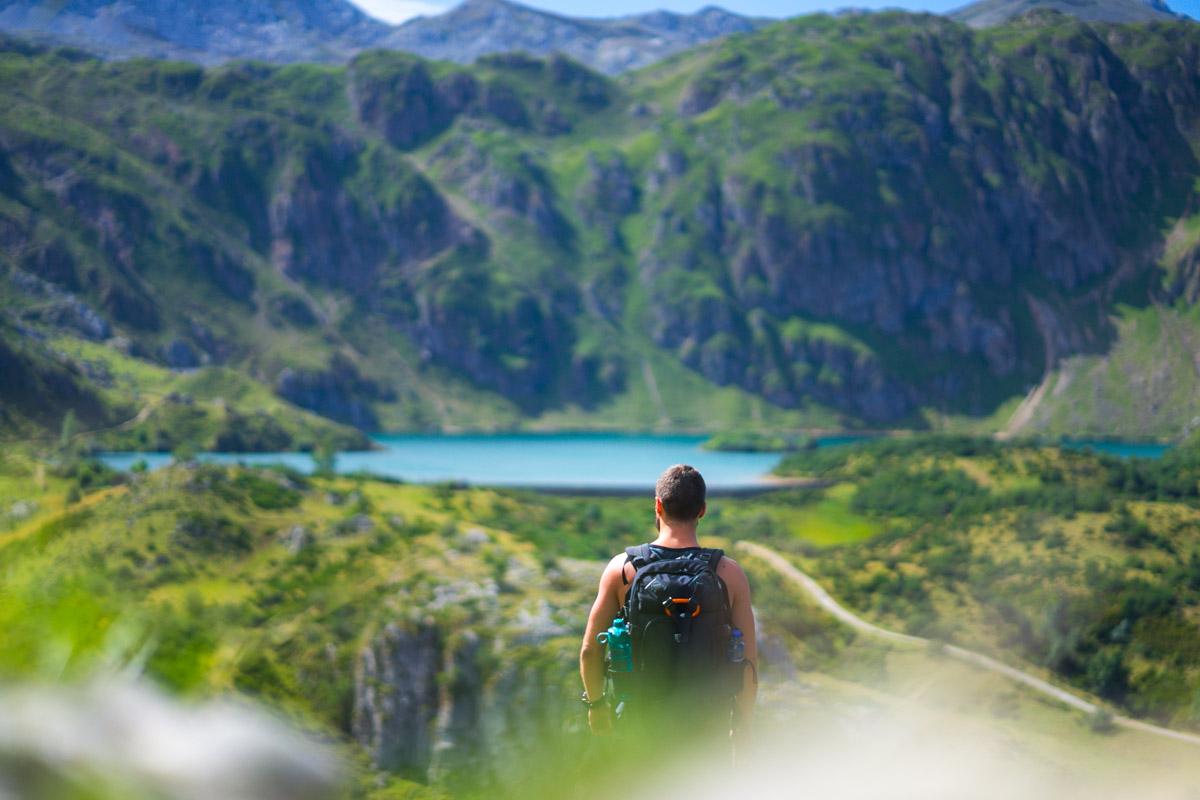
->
3, 13, 1200, 442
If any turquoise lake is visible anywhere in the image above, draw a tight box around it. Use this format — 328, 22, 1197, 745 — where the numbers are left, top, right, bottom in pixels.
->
101, 434, 788, 490
99, 433, 1170, 490
1059, 440, 1171, 459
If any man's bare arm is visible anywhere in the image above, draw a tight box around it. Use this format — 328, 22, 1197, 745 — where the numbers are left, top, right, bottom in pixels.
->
580, 555, 624, 728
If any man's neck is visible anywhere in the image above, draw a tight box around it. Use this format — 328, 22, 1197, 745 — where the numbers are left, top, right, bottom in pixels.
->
652, 521, 700, 549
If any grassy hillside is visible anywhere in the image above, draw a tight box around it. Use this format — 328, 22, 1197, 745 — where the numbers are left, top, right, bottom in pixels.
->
778, 435, 1200, 727
4, 13, 1200, 443
4, 438, 1200, 796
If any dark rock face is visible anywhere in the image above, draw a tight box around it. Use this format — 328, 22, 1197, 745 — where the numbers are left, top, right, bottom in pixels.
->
10, 270, 112, 341
267, 138, 465, 294
396, 271, 582, 413
268, 295, 320, 329
352, 621, 573, 782
349, 54, 456, 151
580, 152, 640, 222
0, 322, 111, 430
190, 243, 255, 306
162, 339, 201, 370
352, 623, 442, 775
275, 356, 384, 430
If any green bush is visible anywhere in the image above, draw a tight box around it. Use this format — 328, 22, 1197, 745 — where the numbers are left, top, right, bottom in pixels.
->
233, 471, 301, 510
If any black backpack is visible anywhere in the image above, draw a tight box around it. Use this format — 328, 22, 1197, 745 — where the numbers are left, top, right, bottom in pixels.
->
613, 544, 735, 710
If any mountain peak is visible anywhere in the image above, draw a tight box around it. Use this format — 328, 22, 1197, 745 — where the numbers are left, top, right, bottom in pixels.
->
950, 0, 1181, 27
383, 1, 765, 74
0, 0, 389, 63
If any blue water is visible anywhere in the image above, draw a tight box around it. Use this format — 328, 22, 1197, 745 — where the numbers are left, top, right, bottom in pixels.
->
99, 433, 1171, 489
1059, 440, 1171, 459
100, 433, 786, 490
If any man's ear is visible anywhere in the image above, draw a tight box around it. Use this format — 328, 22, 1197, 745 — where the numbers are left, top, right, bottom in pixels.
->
655, 496, 665, 516
697, 503, 707, 520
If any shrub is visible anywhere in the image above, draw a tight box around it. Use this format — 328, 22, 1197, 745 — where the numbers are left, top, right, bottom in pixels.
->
171, 512, 252, 553
233, 472, 301, 510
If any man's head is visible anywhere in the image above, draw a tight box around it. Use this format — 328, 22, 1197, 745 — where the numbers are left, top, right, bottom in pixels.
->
654, 464, 707, 524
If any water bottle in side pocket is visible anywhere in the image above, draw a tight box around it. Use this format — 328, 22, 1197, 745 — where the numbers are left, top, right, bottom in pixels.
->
728, 628, 745, 663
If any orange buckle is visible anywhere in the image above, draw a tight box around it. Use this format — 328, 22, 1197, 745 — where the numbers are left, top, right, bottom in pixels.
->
664, 598, 701, 618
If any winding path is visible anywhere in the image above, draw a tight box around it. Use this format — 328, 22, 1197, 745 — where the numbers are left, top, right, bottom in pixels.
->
737, 540, 1200, 748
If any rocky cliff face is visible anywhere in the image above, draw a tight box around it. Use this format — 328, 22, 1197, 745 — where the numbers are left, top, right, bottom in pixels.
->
353, 623, 443, 775
633, 15, 1200, 421
352, 620, 575, 782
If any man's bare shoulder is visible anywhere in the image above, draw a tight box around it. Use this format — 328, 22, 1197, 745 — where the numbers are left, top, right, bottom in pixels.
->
716, 554, 749, 587
716, 553, 744, 574
598, 552, 627, 582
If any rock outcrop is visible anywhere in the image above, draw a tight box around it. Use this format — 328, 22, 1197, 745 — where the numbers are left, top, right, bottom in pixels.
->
353, 623, 443, 775
275, 356, 386, 430
352, 621, 573, 782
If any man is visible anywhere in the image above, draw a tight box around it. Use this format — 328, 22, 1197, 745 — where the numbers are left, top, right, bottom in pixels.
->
579, 464, 758, 749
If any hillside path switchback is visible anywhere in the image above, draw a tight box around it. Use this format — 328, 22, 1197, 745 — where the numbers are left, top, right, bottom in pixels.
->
736, 540, 1200, 749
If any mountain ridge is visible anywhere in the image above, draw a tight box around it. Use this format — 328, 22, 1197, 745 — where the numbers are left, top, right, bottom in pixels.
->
381, 0, 768, 74
0, 0, 765, 74
0, 0, 391, 63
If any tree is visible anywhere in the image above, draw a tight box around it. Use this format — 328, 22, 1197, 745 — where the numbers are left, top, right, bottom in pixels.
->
1086, 648, 1130, 702
313, 438, 337, 478
60, 410, 79, 446
171, 441, 197, 465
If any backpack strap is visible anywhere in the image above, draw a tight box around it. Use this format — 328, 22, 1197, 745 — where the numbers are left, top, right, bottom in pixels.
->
703, 548, 724, 572
625, 544, 655, 569
621, 544, 654, 585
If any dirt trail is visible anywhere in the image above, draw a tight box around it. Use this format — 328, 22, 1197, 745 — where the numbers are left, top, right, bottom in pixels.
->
641, 359, 670, 427
737, 540, 1200, 748
1000, 293, 1060, 439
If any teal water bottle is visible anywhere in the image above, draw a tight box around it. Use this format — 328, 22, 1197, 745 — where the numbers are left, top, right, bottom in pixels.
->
598, 618, 633, 672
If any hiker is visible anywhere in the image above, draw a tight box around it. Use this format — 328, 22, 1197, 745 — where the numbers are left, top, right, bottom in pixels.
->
579, 464, 758, 749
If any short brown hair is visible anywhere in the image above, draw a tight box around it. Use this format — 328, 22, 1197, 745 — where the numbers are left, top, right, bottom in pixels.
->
655, 464, 706, 521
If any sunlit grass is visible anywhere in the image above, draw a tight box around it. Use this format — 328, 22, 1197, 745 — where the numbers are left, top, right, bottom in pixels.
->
781, 484, 880, 547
